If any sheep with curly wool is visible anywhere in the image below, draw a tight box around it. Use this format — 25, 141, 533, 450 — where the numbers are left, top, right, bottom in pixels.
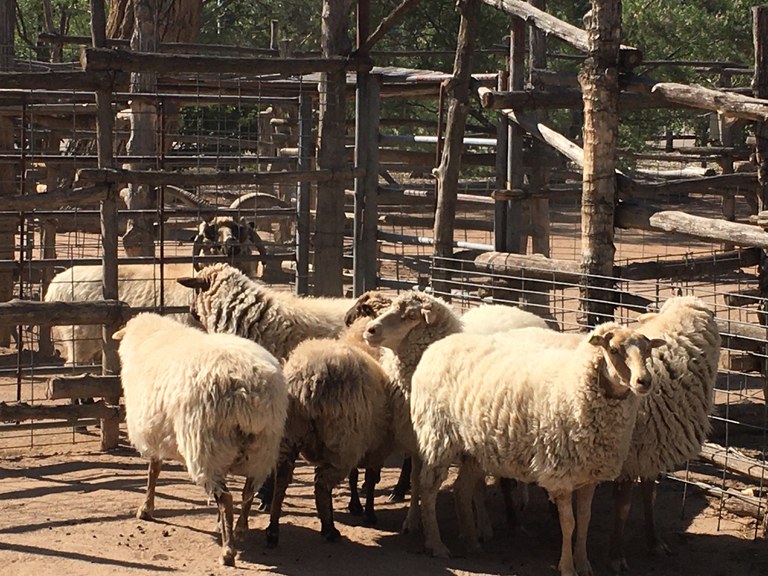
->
114, 313, 288, 567
409, 322, 664, 576
265, 318, 393, 546
177, 263, 351, 361
610, 295, 720, 572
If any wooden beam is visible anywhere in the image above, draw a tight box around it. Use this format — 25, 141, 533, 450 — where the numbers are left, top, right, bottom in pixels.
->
475, 251, 583, 283
615, 203, 768, 250
0, 400, 123, 423
82, 47, 350, 75
699, 442, 768, 485
652, 82, 768, 122
479, 86, 682, 110
46, 374, 122, 401
480, 0, 642, 68
0, 299, 125, 325
618, 248, 761, 281
4, 185, 108, 211
76, 167, 359, 187
0, 70, 109, 90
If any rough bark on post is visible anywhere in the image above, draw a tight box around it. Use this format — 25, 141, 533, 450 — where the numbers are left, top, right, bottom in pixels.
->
0, 0, 17, 346
314, 0, 354, 296
753, 5, 768, 404
578, 1, 621, 326
122, 0, 159, 257
432, 0, 480, 297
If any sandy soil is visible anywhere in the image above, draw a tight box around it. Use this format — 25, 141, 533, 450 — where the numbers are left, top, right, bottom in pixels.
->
1, 442, 765, 576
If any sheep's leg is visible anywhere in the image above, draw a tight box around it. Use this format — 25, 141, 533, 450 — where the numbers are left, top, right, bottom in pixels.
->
390, 456, 411, 502
420, 459, 451, 558
137, 458, 162, 520
402, 455, 422, 534
454, 460, 484, 555
500, 477, 529, 533
363, 467, 381, 525
609, 479, 634, 573
574, 483, 596, 576
315, 464, 347, 541
472, 476, 493, 544
347, 468, 363, 516
214, 488, 236, 567
641, 477, 670, 556
553, 490, 577, 576
235, 476, 256, 538
266, 451, 297, 548
256, 473, 274, 512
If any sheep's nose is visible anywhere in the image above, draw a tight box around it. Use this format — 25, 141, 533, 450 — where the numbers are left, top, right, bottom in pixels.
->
366, 326, 377, 335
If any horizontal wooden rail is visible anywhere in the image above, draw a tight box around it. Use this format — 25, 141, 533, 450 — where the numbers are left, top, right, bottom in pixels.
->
0, 299, 126, 325
46, 374, 122, 401
0, 400, 124, 423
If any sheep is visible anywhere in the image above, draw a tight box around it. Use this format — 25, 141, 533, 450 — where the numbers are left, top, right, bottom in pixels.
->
265, 319, 392, 546
609, 295, 720, 572
460, 303, 550, 334
176, 262, 354, 518
192, 216, 267, 278
361, 291, 463, 531
409, 322, 664, 576
45, 217, 262, 370
177, 263, 351, 362
113, 313, 288, 567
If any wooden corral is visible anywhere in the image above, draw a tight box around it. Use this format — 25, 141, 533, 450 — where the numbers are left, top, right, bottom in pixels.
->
0, 0, 766, 535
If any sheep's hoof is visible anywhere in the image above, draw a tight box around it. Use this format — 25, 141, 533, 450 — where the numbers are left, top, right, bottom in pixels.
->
388, 488, 408, 503
426, 542, 451, 559
220, 547, 236, 567
136, 506, 153, 521
256, 500, 271, 513
265, 523, 279, 548
575, 558, 593, 576
650, 539, 672, 557
234, 519, 249, 540
363, 510, 378, 526
321, 525, 341, 542
347, 500, 364, 516
609, 556, 629, 574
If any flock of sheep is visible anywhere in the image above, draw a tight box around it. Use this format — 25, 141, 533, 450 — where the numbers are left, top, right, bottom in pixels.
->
44, 250, 721, 576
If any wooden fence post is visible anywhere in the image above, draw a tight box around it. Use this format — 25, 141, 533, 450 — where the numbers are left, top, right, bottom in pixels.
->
432, 0, 480, 297
578, 1, 621, 326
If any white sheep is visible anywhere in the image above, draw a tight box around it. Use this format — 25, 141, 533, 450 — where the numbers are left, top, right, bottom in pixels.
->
265, 319, 392, 546
46, 263, 199, 368
409, 322, 664, 576
177, 263, 351, 362
610, 295, 720, 572
362, 291, 463, 530
113, 313, 288, 567
460, 303, 550, 334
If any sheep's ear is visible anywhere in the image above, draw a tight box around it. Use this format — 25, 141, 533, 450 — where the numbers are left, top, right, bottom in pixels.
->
112, 327, 126, 341
636, 311, 658, 324
588, 333, 609, 347
177, 276, 211, 291
421, 305, 438, 325
648, 337, 666, 349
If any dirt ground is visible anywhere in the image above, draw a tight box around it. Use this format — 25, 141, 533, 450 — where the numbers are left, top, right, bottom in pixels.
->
1, 440, 766, 576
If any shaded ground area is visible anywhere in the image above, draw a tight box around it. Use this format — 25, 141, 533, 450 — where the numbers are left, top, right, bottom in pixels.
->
0, 446, 765, 576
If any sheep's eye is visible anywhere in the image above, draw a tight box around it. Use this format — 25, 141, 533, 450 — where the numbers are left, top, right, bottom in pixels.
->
609, 346, 619, 355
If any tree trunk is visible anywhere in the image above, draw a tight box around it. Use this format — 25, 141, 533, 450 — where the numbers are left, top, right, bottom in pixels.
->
432, 0, 480, 298
313, 0, 354, 296
107, 0, 201, 42
578, 1, 621, 326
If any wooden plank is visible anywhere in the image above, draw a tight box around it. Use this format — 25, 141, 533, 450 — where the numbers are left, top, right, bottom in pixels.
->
480, 0, 641, 67
699, 442, 768, 485
0, 70, 107, 90
0, 299, 126, 325
46, 374, 122, 400
4, 185, 107, 210
652, 82, 768, 122
82, 47, 349, 75
0, 400, 123, 423
618, 248, 761, 281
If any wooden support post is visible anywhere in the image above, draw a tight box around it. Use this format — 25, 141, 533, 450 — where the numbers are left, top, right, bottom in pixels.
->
353, 0, 380, 295
0, 0, 16, 346
314, 0, 354, 296
494, 70, 510, 252
753, 6, 768, 405
503, 15, 525, 255
295, 95, 313, 296
432, 0, 480, 298
122, 0, 158, 258
578, 1, 620, 326
91, 0, 121, 451
718, 71, 736, 250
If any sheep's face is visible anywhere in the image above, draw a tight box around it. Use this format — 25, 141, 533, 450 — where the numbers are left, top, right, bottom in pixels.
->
192, 217, 265, 273
363, 296, 435, 349
588, 326, 665, 398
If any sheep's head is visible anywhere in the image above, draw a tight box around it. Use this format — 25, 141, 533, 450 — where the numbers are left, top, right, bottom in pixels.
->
587, 323, 665, 399
177, 263, 240, 328
344, 291, 393, 327
363, 293, 441, 349
192, 216, 267, 275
